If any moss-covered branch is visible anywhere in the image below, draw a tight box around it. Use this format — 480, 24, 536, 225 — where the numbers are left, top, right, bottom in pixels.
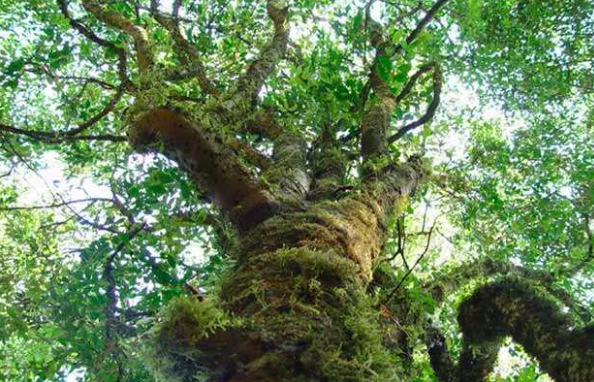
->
130, 108, 278, 231
425, 258, 591, 322
262, 130, 310, 204
454, 278, 594, 382
360, 14, 395, 163
426, 326, 501, 382
308, 123, 349, 200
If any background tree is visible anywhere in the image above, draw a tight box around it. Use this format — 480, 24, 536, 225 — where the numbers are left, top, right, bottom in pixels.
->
0, 0, 593, 381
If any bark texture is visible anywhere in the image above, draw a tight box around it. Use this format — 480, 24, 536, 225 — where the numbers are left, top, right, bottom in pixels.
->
149, 158, 426, 382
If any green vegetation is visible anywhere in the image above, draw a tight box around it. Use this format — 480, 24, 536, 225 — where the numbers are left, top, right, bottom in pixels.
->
0, 0, 592, 381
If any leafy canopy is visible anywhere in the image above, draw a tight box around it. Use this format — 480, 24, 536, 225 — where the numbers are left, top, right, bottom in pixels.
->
0, 0, 593, 381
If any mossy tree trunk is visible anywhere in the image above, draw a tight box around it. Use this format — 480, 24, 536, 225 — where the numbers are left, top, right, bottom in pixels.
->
56, 1, 594, 381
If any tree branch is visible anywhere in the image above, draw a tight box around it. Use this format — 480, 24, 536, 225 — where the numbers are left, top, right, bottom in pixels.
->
0, 123, 126, 143
426, 326, 500, 382
130, 108, 279, 231
388, 64, 442, 143
225, 0, 290, 114
455, 278, 594, 382
57, 0, 131, 88
150, 0, 220, 96
384, 217, 438, 304
82, 0, 153, 74
225, 135, 273, 170
0, 197, 114, 211
392, 0, 451, 57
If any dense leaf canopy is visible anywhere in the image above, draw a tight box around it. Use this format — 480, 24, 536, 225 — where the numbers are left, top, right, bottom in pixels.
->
0, 0, 592, 381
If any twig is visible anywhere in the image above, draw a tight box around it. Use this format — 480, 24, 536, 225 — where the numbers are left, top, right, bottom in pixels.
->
384, 217, 438, 304
388, 64, 443, 143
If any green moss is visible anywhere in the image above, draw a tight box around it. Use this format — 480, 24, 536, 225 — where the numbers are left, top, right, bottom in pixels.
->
145, 296, 237, 382
156, 296, 232, 348
458, 277, 594, 382
147, 235, 406, 380
217, 247, 403, 381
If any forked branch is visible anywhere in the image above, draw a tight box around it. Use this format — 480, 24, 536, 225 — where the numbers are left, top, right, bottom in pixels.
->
150, 0, 220, 96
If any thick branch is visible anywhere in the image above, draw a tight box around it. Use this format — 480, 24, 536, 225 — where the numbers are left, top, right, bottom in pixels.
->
308, 122, 349, 200
359, 0, 449, 157
456, 278, 594, 382
82, 0, 153, 73
241, 108, 285, 140
262, 130, 310, 203
130, 108, 278, 231
225, 135, 273, 170
424, 258, 592, 322
360, 11, 394, 160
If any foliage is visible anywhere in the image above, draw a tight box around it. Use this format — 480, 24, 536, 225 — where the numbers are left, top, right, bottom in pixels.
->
0, 0, 593, 381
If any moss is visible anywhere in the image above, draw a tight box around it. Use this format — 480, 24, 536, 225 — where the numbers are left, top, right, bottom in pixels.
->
156, 296, 232, 348
240, 196, 386, 283
458, 277, 594, 382
217, 247, 403, 381
146, 296, 238, 382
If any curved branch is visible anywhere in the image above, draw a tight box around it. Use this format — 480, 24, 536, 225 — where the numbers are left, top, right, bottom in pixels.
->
0, 81, 125, 141
82, 0, 153, 74
454, 278, 594, 382
394, 62, 436, 105
388, 64, 442, 143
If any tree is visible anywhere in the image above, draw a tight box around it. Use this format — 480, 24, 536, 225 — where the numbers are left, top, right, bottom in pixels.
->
0, 0, 593, 381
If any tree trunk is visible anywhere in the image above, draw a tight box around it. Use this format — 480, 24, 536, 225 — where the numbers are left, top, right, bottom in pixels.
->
148, 168, 423, 382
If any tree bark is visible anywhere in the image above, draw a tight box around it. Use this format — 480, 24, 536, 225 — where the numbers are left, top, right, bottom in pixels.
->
148, 157, 426, 382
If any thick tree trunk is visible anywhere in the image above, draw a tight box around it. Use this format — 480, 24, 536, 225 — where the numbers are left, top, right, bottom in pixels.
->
150, 190, 418, 382
143, 145, 426, 381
